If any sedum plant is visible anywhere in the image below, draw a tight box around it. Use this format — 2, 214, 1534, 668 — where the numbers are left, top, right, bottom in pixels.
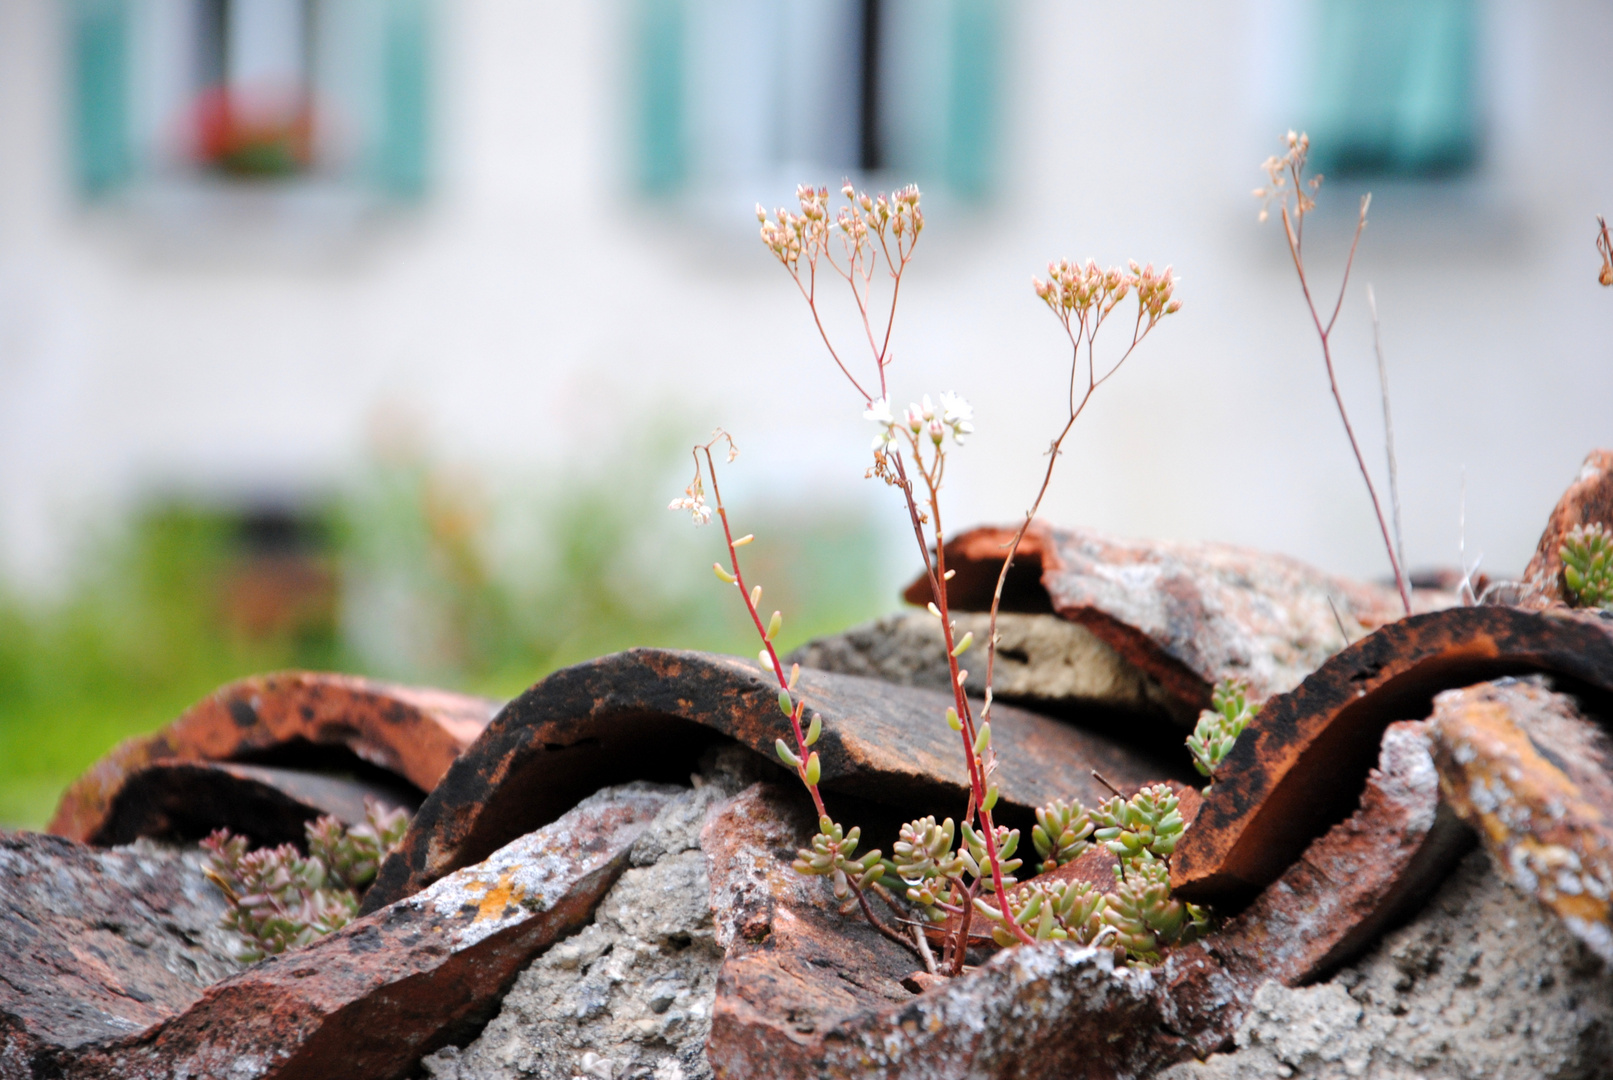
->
1187, 676, 1260, 790
983, 785, 1210, 963
1032, 797, 1094, 874
202, 798, 409, 962
1093, 783, 1187, 864
1561, 522, 1613, 609
671, 181, 1181, 973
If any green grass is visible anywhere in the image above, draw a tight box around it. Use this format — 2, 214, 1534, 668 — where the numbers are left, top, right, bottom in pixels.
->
0, 456, 892, 829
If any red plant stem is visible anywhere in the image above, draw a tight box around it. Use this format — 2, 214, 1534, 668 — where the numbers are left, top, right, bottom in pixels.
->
948, 879, 977, 976
770, 192, 1028, 943
701, 444, 825, 820
701, 440, 923, 961
789, 263, 873, 404
1279, 194, 1411, 616
891, 448, 1033, 945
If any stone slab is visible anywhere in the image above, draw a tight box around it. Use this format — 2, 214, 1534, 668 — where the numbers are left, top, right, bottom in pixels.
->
50, 671, 499, 845
1428, 677, 1613, 961
363, 649, 1178, 912
0, 834, 240, 1076
902, 522, 1453, 712
64, 783, 676, 1080
789, 610, 1188, 724
1170, 606, 1613, 904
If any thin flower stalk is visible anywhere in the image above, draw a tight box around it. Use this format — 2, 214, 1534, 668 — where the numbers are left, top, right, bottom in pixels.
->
1596, 215, 1613, 287
980, 259, 1180, 728
759, 183, 1033, 950
679, 431, 916, 956
746, 185, 1186, 964
1255, 131, 1411, 614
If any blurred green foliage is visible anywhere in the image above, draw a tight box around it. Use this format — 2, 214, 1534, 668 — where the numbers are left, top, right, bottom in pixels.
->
0, 447, 891, 828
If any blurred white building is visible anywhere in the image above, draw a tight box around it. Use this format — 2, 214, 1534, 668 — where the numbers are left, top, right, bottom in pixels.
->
0, 0, 1609, 595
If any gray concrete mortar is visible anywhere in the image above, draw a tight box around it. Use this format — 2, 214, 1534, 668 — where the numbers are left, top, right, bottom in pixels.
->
1160, 848, 1613, 1080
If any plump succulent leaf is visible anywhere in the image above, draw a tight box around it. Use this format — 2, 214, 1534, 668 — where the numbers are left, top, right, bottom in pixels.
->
1188, 676, 1259, 784
1032, 798, 1094, 872
1562, 523, 1613, 609
203, 798, 410, 962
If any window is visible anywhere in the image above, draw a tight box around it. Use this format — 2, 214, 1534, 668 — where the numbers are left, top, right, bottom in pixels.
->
631, 0, 1002, 202
70, 0, 430, 199
1305, 0, 1479, 179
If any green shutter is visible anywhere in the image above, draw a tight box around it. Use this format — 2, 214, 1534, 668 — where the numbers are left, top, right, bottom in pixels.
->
1308, 0, 1478, 178
634, 0, 686, 194
943, 0, 1000, 199
71, 0, 130, 196
375, 0, 431, 197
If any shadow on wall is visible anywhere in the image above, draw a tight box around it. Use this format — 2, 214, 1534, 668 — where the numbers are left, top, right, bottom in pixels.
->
0, 433, 891, 829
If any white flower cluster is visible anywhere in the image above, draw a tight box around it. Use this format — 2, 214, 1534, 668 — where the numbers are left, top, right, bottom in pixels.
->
667, 479, 712, 525
864, 392, 974, 451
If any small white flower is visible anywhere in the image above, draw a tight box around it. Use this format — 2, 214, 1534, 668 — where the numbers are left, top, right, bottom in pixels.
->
668, 480, 712, 525
939, 391, 975, 444
864, 397, 898, 450
863, 397, 894, 425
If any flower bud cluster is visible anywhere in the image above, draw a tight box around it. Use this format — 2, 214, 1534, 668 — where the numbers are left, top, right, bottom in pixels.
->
758, 185, 831, 269
1187, 675, 1260, 787
834, 181, 923, 248
667, 476, 711, 525
202, 799, 410, 963
1253, 129, 1318, 222
1033, 258, 1130, 318
758, 183, 922, 274
1130, 261, 1182, 325
1561, 522, 1613, 609
1032, 259, 1180, 327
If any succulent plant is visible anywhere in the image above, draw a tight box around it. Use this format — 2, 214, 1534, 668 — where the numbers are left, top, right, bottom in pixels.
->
305, 802, 409, 891
892, 816, 966, 917
1561, 523, 1613, 609
1092, 784, 1185, 862
202, 798, 410, 963
959, 821, 1022, 891
1102, 854, 1210, 965
1187, 676, 1260, 788
982, 877, 1111, 948
793, 816, 885, 900
1031, 798, 1094, 873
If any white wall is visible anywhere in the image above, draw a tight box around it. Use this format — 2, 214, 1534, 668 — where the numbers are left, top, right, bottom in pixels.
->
0, 0, 1609, 597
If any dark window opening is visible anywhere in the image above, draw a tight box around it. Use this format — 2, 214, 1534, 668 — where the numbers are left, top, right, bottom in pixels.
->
1307, 0, 1479, 180
857, 0, 884, 172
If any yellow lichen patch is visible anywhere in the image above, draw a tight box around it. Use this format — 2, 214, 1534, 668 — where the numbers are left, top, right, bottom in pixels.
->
1429, 682, 1613, 962
464, 869, 526, 923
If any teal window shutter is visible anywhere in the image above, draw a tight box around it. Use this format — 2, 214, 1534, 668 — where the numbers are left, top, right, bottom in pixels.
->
635, 0, 686, 194
71, 0, 131, 196
375, 0, 431, 198
943, 0, 1000, 199
1308, 0, 1478, 178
